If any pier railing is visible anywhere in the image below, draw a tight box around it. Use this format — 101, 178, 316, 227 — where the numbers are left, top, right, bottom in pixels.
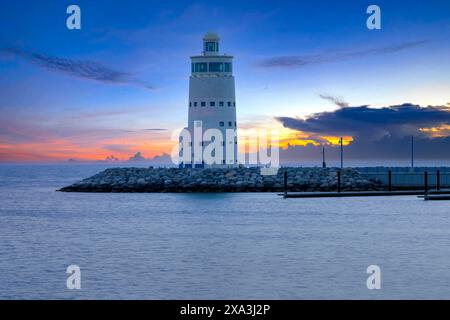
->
282, 169, 450, 195
362, 170, 450, 191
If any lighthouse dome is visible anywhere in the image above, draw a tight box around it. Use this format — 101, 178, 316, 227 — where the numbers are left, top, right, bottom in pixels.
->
203, 31, 220, 41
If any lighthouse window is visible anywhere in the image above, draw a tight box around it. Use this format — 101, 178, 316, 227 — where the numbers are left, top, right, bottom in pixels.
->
224, 63, 232, 72
194, 62, 207, 72
189, 102, 192, 107
233, 102, 236, 107
194, 102, 197, 107
219, 101, 224, 107
210, 101, 215, 106
204, 41, 218, 52
201, 102, 206, 107
227, 101, 231, 107
228, 121, 232, 127
209, 62, 224, 72
219, 121, 224, 127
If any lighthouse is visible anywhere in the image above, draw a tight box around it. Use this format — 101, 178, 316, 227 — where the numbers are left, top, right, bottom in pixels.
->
180, 32, 238, 168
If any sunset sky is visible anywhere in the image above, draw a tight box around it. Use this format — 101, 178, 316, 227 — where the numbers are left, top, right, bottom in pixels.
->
0, 0, 449, 164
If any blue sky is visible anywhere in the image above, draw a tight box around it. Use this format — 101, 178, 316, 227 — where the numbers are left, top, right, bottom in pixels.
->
0, 0, 449, 162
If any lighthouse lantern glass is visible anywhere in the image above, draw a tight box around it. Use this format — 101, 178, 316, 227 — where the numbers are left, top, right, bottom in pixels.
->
204, 41, 218, 52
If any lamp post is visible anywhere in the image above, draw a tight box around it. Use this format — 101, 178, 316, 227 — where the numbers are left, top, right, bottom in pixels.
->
322, 146, 326, 168
340, 137, 343, 169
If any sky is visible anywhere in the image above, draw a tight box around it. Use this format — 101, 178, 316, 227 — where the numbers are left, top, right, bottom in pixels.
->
0, 0, 449, 165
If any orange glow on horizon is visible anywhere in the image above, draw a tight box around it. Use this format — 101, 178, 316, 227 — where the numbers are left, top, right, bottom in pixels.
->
320, 136, 353, 146
419, 125, 450, 137
236, 123, 354, 152
236, 125, 320, 153
0, 136, 174, 162
0, 119, 356, 162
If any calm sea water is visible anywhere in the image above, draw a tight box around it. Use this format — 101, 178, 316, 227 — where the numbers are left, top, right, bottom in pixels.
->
1, 164, 450, 299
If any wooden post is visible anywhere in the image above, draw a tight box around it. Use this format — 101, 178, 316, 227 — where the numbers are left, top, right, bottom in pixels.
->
424, 171, 428, 195
388, 170, 392, 192
337, 170, 341, 193
436, 170, 440, 191
284, 170, 288, 197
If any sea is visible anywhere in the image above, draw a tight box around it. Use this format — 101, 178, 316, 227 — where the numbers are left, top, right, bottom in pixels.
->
1, 164, 450, 299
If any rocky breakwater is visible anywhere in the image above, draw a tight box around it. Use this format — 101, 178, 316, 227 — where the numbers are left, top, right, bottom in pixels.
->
58, 167, 382, 193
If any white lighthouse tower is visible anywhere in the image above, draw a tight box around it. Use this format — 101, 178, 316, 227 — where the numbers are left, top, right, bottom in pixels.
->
180, 32, 238, 168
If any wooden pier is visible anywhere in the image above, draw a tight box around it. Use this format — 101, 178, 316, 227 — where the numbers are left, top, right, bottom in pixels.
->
281, 190, 450, 198
423, 194, 450, 201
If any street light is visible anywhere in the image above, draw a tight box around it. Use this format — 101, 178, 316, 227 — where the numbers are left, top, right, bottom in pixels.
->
322, 146, 326, 168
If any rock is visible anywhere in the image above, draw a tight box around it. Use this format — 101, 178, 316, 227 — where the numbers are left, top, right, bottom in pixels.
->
58, 167, 383, 193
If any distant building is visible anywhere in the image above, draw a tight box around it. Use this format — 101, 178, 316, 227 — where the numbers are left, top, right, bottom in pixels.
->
180, 32, 238, 168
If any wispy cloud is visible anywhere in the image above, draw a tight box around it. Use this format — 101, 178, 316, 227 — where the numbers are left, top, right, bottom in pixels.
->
258, 40, 429, 68
103, 144, 137, 153
319, 93, 349, 108
1, 47, 154, 90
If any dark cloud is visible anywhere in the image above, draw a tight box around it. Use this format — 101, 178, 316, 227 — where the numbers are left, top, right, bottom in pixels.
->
276, 103, 450, 141
275, 102, 450, 163
1, 47, 154, 90
258, 40, 428, 68
319, 93, 349, 108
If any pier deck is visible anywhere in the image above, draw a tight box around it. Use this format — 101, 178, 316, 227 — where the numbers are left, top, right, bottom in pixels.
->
281, 189, 450, 198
